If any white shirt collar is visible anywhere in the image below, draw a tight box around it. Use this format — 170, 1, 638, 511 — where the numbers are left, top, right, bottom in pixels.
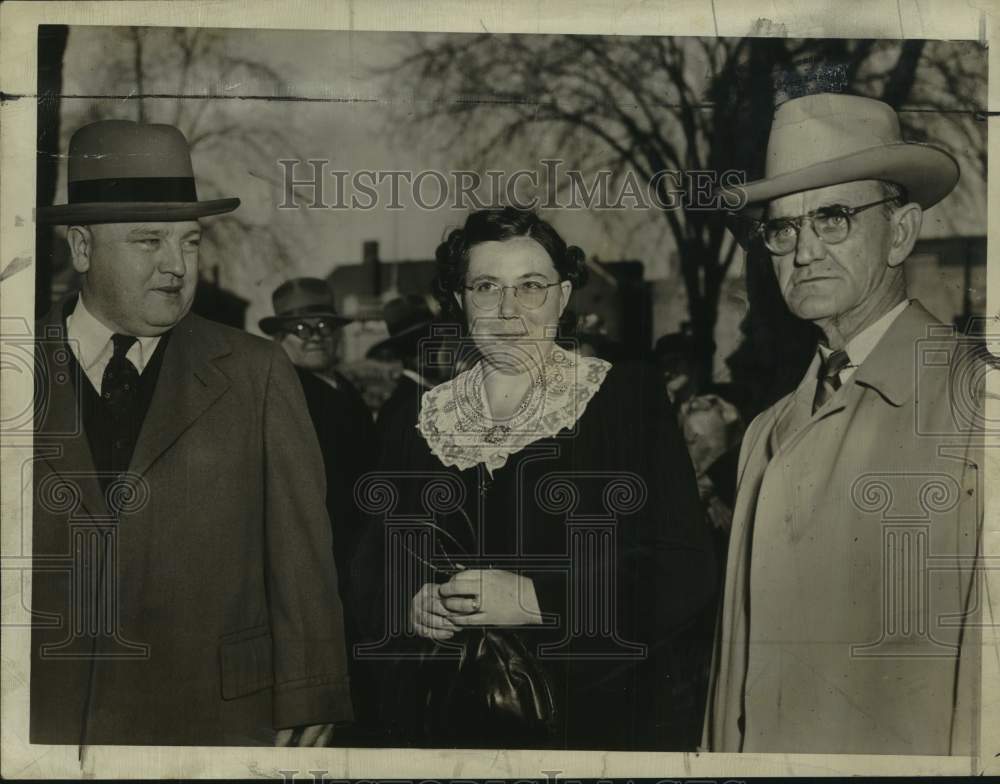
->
66, 294, 162, 392
401, 368, 433, 389
818, 299, 909, 381
312, 371, 340, 390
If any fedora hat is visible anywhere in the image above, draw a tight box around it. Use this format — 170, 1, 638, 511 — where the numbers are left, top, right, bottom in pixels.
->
259, 277, 352, 335
721, 93, 959, 214
37, 120, 240, 224
365, 294, 435, 359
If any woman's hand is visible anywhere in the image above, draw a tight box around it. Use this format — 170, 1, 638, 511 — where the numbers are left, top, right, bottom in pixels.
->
410, 582, 459, 641
439, 568, 543, 627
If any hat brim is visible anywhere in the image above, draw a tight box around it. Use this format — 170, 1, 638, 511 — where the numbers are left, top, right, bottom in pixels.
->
36, 198, 241, 225
721, 142, 960, 217
365, 320, 434, 359
259, 313, 353, 335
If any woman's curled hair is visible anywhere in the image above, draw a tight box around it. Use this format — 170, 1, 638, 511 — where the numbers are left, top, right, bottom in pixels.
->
433, 207, 588, 320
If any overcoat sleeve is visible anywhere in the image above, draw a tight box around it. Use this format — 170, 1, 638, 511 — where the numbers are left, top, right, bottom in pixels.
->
262, 344, 354, 729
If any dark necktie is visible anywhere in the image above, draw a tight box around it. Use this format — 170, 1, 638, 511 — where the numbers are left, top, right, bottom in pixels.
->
101, 334, 139, 409
101, 334, 141, 482
812, 349, 851, 414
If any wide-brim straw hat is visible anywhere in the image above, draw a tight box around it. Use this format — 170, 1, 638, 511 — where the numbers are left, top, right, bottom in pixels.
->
719, 93, 960, 217
37, 120, 240, 224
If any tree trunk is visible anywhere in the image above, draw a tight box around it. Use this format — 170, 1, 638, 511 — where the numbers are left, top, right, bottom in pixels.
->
35, 25, 69, 318
132, 27, 146, 122
881, 40, 926, 108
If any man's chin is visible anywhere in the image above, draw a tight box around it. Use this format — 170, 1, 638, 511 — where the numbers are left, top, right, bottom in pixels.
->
295, 355, 332, 372
144, 299, 194, 330
787, 294, 839, 324
134, 313, 187, 336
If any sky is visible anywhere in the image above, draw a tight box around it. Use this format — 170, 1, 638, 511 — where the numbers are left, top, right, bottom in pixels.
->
55, 25, 988, 326
57, 27, 672, 308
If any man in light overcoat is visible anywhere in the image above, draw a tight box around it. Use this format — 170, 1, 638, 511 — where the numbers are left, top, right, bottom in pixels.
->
705, 93, 985, 756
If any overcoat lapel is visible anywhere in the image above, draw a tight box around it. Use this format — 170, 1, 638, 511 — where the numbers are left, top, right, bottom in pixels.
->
767, 299, 928, 457
128, 314, 232, 478
769, 354, 819, 455
36, 306, 233, 505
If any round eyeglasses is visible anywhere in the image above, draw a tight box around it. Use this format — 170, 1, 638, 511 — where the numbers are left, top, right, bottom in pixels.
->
285, 320, 336, 340
754, 197, 897, 256
462, 280, 562, 311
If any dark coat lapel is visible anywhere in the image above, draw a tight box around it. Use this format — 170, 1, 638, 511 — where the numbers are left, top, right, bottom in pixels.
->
129, 313, 232, 477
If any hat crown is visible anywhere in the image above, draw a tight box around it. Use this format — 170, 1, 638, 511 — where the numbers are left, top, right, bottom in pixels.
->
68, 120, 196, 182
383, 295, 433, 336
724, 92, 959, 214
765, 93, 904, 180
39, 119, 241, 224
271, 278, 337, 318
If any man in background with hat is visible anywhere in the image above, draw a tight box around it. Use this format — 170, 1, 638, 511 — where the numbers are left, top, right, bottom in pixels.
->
365, 294, 447, 445
32, 120, 352, 747
259, 277, 375, 590
260, 277, 376, 739
704, 93, 983, 755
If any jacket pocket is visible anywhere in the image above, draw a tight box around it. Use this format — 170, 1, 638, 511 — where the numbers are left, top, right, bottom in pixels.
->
219, 625, 274, 700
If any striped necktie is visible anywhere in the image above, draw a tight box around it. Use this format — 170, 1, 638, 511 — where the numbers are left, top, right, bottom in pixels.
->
812, 349, 851, 414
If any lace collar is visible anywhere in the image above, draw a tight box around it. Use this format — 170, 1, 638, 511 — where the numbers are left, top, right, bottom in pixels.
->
417, 348, 611, 472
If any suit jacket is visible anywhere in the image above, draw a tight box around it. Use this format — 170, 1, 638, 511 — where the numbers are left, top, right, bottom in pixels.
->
31, 299, 353, 746
294, 367, 375, 589
704, 301, 983, 755
374, 374, 428, 463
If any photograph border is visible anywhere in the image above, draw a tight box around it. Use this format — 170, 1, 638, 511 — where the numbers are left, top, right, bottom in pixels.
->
1, 0, 996, 778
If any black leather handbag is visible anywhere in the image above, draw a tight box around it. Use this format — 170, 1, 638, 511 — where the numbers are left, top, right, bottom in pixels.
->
385, 506, 558, 746
396, 626, 558, 747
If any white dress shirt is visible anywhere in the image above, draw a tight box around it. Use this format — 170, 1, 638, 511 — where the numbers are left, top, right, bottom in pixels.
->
818, 298, 909, 384
65, 295, 161, 393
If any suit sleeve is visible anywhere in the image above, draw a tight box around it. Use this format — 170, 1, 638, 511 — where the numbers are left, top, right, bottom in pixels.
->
262, 344, 354, 729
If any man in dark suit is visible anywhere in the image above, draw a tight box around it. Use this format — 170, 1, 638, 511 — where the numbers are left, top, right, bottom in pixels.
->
366, 295, 449, 459
32, 120, 352, 747
259, 278, 375, 593
260, 278, 377, 739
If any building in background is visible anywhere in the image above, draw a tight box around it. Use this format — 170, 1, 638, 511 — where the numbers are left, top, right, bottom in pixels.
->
42, 228, 985, 389
653, 236, 987, 384
906, 236, 987, 331
328, 240, 653, 361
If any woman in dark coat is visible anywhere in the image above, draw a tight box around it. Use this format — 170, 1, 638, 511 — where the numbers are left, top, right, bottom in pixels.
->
352, 207, 716, 751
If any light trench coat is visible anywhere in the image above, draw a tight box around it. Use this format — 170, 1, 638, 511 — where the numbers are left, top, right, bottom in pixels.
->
704, 301, 983, 755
